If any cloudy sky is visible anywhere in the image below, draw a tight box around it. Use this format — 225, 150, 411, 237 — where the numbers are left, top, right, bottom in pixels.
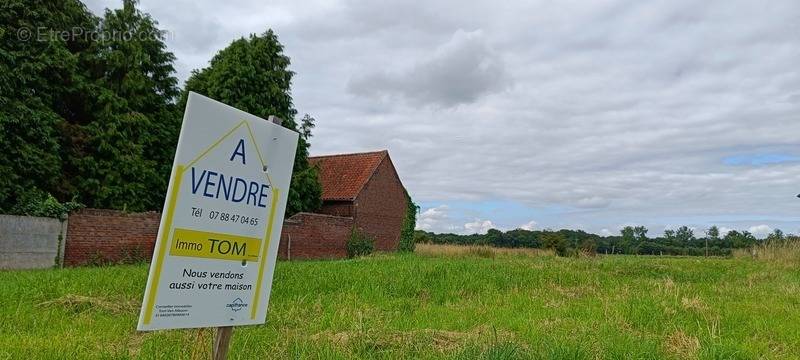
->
85, 0, 800, 238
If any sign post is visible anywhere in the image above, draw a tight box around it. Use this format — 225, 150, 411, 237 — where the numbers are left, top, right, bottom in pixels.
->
213, 326, 233, 360
137, 92, 298, 358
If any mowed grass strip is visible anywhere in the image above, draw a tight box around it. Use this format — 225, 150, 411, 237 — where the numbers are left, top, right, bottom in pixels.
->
1, 246, 798, 359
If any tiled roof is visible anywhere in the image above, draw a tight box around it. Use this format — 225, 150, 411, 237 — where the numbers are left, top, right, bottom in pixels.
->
309, 150, 388, 201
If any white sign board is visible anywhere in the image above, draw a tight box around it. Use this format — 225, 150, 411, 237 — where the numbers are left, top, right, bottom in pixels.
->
137, 92, 297, 331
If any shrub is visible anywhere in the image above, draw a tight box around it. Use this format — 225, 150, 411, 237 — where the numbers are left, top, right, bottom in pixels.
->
414, 231, 431, 244
579, 238, 597, 257
87, 251, 110, 267
541, 232, 570, 257
119, 246, 149, 265
347, 228, 375, 258
9, 189, 83, 220
398, 191, 418, 252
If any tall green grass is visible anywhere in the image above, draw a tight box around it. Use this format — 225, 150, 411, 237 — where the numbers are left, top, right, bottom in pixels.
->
1, 246, 798, 359
733, 240, 800, 267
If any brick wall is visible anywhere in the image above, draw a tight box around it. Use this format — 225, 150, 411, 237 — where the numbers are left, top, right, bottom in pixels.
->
62, 154, 406, 265
278, 212, 354, 260
64, 209, 357, 266
64, 208, 160, 266
317, 201, 354, 217
353, 156, 407, 251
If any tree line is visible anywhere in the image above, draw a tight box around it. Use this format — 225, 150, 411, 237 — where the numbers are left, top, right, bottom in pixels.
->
415, 225, 797, 257
1, 0, 321, 217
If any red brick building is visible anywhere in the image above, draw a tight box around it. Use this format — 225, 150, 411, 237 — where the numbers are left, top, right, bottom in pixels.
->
278, 150, 408, 259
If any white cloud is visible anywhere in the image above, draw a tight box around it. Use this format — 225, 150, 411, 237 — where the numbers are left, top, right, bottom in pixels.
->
415, 205, 451, 232
718, 227, 734, 236
748, 224, 773, 238
464, 219, 495, 234
518, 220, 537, 231
600, 228, 613, 236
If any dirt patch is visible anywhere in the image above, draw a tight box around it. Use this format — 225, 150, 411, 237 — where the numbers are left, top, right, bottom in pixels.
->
310, 326, 517, 352
127, 332, 149, 358
37, 294, 137, 315
680, 296, 709, 313
664, 330, 700, 359
549, 284, 598, 299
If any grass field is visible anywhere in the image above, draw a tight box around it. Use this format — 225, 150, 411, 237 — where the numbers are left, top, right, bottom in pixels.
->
1, 245, 799, 359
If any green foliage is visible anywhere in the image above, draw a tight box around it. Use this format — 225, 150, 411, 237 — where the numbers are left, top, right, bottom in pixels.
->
0, 2, 321, 215
619, 226, 648, 254
0, 0, 180, 213
484, 229, 503, 247
398, 190, 418, 252
675, 226, 695, 245
579, 237, 597, 256
633, 226, 648, 242
724, 230, 757, 248
620, 226, 636, 253
413, 230, 431, 244
417, 223, 773, 257
664, 229, 676, 242
0, 0, 95, 212
63, 0, 180, 211
765, 229, 785, 244
1, 2, 324, 215
286, 165, 323, 217
182, 31, 321, 216
9, 189, 82, 221
118, 246, 149, 265
706, 225, 720, 240
287, 114, 323, 215
346, 227, 375, 258
540, 231, 569, 256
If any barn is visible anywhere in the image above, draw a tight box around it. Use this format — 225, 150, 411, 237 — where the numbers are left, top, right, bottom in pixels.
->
278, 150, 408, 259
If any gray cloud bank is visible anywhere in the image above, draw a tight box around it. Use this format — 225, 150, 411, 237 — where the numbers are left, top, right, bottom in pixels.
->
83, 0, 800, 235
347, 30, 510, 107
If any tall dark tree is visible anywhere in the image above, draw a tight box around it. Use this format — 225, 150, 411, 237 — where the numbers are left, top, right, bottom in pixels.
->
620, 226, 636, 253
706, 226, 720, 240
292, 114, 323, 214
63, 0, 180, 211
182, 30, 321, 216
766, 229, 785, 244
724, 230, 756, 248
633, 226, 648, 242
663, 228, 677, 247
541, 231, 569, 256
675, 226, 695, 246
485, 228, 505, 247
0, 0, 97, 211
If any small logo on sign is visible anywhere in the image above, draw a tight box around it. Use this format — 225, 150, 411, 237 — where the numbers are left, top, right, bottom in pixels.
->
226, 298, 247, 312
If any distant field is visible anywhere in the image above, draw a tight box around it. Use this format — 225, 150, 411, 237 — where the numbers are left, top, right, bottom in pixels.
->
1, 245, 799, 359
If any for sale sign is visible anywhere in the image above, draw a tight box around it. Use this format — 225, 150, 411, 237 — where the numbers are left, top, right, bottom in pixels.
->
137, 92, 297, 331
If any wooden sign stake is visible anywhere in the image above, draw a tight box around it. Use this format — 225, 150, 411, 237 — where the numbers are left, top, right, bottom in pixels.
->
211, 116, 284, 360
213, 326, 234, 360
